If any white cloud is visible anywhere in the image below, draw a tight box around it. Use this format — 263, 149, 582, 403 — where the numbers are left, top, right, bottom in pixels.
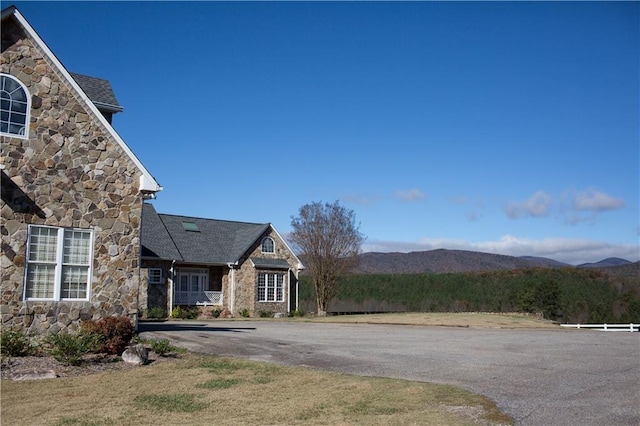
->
572, 188, 625, 212
363, 235, 639, 265
394, 188, 426, 202
504, 191, 552, 219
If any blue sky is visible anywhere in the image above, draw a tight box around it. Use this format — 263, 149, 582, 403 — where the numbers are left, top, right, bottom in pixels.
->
13, 1, 639, 264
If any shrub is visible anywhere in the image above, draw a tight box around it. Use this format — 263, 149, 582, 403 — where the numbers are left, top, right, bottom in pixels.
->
149, 338, 171, 356
239, 309, 251, 318
258, 310, 271, 318
287, 309, 305, 318
146, 307, 167, 319
171, 306, 182, 319
45, 332, 101, 366
171, 306, 199, 319
0, 329, 34, 357
183, 307, 200, 319
80, 317, 135, 355
149, 338, 174, 356
211, 308, 223, 318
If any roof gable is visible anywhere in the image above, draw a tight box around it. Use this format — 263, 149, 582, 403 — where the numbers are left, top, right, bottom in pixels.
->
1, 6, 161, 194
141, 203, 270, 265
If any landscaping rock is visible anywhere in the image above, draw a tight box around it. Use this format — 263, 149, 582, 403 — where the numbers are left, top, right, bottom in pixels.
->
10, 369, 57, 381
122, 344, 148, 365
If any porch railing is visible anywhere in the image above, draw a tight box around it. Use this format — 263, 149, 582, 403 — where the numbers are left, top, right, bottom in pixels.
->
174, 291, 223, 306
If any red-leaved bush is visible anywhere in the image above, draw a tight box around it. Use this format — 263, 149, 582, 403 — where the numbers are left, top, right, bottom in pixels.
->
80, 316, 135, 355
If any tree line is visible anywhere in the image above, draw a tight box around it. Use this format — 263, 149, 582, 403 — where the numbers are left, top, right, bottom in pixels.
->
298, 267, 640, 323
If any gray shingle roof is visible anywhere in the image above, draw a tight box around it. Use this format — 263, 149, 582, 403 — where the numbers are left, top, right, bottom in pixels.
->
141, 203, 271, 265
70, 72, 123, 113
250, 258, 291, 270
141, 203, 182, 260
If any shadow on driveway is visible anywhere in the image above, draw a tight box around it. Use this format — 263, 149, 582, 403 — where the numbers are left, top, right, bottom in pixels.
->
138, 321, 256, 333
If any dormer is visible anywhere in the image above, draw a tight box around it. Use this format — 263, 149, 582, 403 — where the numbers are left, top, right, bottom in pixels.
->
70, 72, 123, 124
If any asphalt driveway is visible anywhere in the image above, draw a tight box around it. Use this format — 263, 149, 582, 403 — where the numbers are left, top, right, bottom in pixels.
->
139, 320, 640, 425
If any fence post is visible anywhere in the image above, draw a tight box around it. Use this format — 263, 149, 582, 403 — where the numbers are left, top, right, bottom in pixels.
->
604, 324, 607, 331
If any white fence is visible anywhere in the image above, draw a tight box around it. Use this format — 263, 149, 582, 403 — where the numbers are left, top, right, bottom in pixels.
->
560, 323, 639, 332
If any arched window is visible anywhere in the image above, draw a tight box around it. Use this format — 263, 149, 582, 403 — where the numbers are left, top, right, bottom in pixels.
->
261, 237, 275, 254
1, 73, 30, 138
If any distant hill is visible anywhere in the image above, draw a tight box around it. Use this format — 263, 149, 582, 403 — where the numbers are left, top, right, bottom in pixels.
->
348, 249, 633, 274
352, 249, 555, 274
577, 258, 632, 268
518, 256, 569, 268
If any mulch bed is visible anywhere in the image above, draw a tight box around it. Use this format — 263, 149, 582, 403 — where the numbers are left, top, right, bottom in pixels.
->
1, 351, 183, 381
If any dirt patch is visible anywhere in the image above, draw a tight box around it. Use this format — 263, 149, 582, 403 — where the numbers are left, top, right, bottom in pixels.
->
1, 351, 184, 381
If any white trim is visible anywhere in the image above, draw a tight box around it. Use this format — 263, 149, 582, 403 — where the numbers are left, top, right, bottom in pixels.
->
261, 236, 275, 253
23, 225, 94, 301
295, 268, 299, 311
168, 260, 175, 315
0, 73, 31, 139
287, 268, 291, 312
229, 265, 236, 313
257, 271, 285, 303
7, 8, 162, 194
148, 268, 163, 284
267, 225, 305, 271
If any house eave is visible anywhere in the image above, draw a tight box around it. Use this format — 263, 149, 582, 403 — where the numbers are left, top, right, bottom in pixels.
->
140, 257, 231, 268
93, 101, 124, 113
4, 7, 162, 196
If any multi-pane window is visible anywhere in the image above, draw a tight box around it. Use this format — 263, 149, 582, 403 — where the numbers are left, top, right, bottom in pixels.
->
148, 268, 163, 284
261, 237, 274, 253
257, 272, 284, 302
24, 226, 92, 301
1, 73, 30, 138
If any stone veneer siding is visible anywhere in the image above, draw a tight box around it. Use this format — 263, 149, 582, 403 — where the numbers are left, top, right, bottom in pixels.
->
232, 229, 298, 316
139, 261, 169, 314
1, 19, 145, 334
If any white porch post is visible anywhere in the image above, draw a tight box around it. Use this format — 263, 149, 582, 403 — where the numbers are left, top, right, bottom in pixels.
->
287, 268, 291, 313
169, 260, 175, 315
228, 264, 236, 314
295, 267, 301, 311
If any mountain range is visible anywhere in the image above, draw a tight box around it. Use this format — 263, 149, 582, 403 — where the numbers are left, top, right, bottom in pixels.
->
351, 249, 636, 275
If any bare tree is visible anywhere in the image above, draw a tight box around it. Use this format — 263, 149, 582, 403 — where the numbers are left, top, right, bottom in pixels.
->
289, 201, 365, 315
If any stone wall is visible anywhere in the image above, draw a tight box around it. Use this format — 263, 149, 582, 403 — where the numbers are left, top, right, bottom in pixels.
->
139, 260, 170, 314
233, 228, 299, 316
1, 18, 145, 333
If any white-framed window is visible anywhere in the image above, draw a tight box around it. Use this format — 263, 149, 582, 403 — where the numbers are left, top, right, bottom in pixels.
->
261, 237, 275, 254
1, 73, 30, 138
24, 225, 93, 301
148, 268, 163, 284
257, 272, 284, 302
176, 269, 208, 294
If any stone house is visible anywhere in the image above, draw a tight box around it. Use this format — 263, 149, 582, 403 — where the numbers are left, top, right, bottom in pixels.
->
1, 6, 162, 333
140, 203, 304, 317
